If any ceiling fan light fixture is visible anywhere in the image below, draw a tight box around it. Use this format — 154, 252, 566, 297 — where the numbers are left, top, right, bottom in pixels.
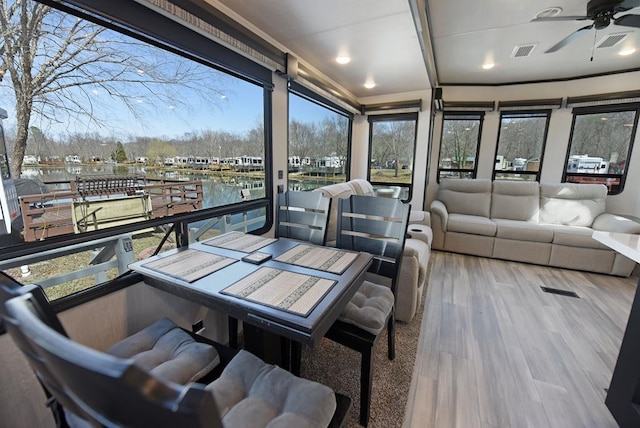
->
535, 7, 562, 20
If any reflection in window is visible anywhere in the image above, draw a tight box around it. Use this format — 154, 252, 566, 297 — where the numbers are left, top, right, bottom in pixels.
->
564, 105, 638, 195
493, 111, 550, 181
367, 113, 417, 200
288, 92, 351, 190
438, 112, 483, 181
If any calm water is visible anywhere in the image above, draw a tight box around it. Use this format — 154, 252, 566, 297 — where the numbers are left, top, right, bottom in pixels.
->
20, 164, 335, 209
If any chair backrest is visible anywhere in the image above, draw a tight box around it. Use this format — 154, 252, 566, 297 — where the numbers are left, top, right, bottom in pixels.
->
276, 191, 331, 245
5, 292, 223, 428
336, 195, 410, 294
0, 272, 95, 426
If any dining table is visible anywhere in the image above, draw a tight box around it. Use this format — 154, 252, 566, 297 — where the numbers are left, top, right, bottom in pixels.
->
128, 231, 373, 368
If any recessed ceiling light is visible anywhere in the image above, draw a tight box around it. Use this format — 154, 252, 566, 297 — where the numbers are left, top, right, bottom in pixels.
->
336, 55, 351, 64
619, 47, 636, 56
535, 7, 562, 19
482, 62, 495, 70
364, 81, 376, 89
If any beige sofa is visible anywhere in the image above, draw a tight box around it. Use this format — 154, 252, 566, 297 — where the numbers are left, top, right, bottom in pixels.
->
430, 179, 640, 276
313, 179, 432, 322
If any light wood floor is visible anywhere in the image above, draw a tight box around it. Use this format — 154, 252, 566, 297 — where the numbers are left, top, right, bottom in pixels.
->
403, 251, 638, 428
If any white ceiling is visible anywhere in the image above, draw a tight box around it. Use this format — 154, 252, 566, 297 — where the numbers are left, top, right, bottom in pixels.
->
210, 0, 640, 96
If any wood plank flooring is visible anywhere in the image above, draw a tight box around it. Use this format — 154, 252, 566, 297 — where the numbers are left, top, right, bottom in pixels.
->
403, 251, 637, 428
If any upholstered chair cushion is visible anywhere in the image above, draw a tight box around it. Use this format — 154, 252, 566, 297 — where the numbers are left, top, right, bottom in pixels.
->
207, 350, 336, 428
105, 317, 219, 384
338, 280, 394, 335
539, 183, 607, 227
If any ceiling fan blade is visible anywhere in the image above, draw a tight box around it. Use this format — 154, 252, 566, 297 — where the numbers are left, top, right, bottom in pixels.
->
531, 15, 589, 23
614, 14, 640, 27
619, 0, 640, 11
545, 24, 594, 53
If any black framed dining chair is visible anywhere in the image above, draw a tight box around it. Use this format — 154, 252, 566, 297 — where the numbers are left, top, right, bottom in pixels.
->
326, 194, 410, 426
5, 291, 344, 428
276, 191, 332, 245
0, 271, 222, 427
0, 276, 95, 428
228, 191, 332, 351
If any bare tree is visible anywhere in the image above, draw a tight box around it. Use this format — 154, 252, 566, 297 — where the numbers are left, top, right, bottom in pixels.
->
0, 0, 227, 177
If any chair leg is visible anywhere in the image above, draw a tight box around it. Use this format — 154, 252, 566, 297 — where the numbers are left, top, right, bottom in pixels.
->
359, 347, 373, 427
291, 340, 302, 376
387, 315, 395, 360
228, 317, 238, 349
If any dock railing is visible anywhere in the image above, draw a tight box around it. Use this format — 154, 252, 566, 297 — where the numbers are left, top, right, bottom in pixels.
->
19, 176, 203, 242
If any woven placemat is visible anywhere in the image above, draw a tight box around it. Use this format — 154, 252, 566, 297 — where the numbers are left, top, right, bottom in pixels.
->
203, 231, 276, 253
221, 267, 336, 317
142, 249, 236, 282
275, 244, 358, 274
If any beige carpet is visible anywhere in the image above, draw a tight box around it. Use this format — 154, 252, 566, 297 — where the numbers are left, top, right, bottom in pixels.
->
300, 294, 427, 427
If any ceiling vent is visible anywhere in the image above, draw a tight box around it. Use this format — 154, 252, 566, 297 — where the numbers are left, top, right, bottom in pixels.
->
535, 7, 562, 19
597, 33, 629, 49
511, 43, 537, 58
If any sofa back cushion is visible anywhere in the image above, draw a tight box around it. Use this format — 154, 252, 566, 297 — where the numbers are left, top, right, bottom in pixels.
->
348, 179, 375, 196
312, 182, 355, 245
437, 178, 492, 217
491, 180, 540, 222
539, 183, 607, 227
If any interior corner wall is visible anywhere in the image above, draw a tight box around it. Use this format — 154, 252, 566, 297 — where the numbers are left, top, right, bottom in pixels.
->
350, 114, 370, 179
271, 72, 289, 237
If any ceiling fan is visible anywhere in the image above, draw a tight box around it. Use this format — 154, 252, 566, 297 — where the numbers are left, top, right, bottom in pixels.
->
532, 0, 640, 53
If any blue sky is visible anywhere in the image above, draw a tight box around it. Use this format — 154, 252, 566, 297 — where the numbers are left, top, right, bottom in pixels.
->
0, 5, 328, 142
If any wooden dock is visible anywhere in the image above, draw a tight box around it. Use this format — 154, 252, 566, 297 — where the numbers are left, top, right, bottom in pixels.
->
19, 176, 203, 242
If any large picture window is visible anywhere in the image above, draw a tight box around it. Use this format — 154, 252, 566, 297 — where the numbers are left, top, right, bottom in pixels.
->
367, 113, 418, 200
438, 112, 483, 181
0, 0, 272, 299
564, 104, 638, 195
493, 111, 550, 181
288, 83, 352, 191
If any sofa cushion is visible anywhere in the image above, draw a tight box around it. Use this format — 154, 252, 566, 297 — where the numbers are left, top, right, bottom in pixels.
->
549, 224, 611, 249
348, 179, 375, 196
491, 180, 539, 222
493, 219, 553, 243
437, 178, 492, 217
448, 213, 496, 236
539, 183, 606, 227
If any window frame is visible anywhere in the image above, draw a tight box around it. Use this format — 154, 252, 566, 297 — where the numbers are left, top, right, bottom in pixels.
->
287, 82, 354, 188
437, 111, 484, 182
492, 109, 552, 182
366, 112, 418, 202
562, 103, 639, 195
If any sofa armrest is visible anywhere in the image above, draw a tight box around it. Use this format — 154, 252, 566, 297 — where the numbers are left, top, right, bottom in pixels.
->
430, 200, 448, 232
409, 210, 431, 227
592, 213, 640, 234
